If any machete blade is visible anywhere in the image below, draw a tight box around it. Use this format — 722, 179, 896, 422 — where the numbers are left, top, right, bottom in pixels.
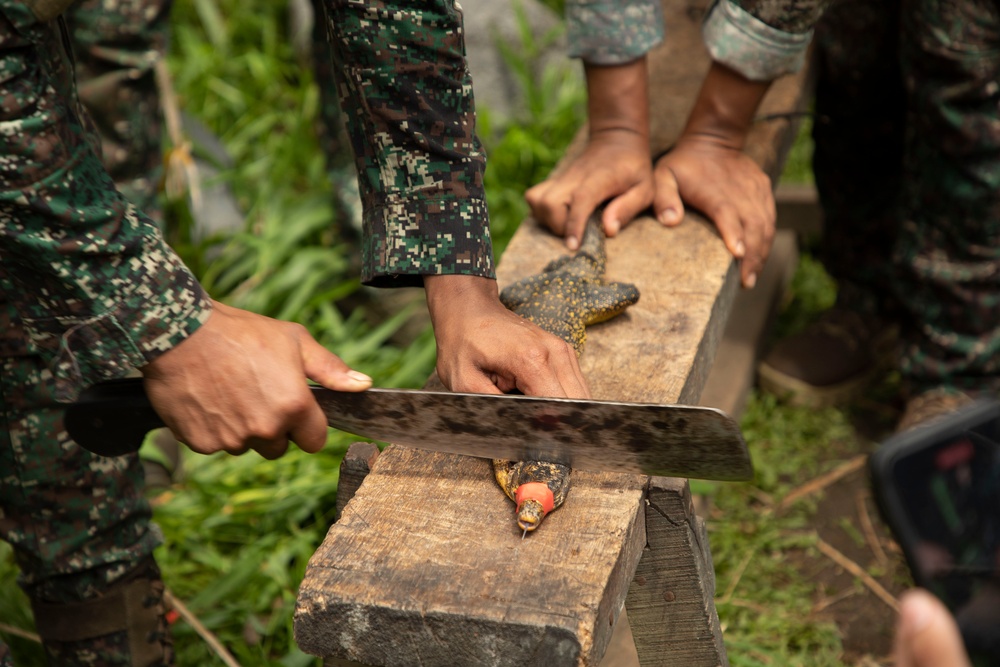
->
64, 379, 753, 481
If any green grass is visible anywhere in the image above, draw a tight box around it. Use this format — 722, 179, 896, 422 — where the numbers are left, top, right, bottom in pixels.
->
779, 114, 816, 186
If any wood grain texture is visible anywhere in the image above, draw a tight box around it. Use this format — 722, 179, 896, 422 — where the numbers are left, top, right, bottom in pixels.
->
626, 478, 726, 667
296, 446, 647, 666
295, 0, 813, 663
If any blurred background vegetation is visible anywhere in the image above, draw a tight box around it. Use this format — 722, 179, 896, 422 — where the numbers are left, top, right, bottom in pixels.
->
1, 0, 885, 665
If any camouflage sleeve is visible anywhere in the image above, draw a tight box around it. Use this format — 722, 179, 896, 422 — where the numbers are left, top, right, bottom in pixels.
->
702, 0, 831, 81
565, 0, 665, 65
322, 0, 495, 288
0, 5, 212, 402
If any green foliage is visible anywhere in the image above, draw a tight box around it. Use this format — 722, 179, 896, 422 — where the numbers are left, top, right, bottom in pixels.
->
708, 395, 854, 663
778, 114, 816, 186
769, 250, 838, 342
705, 253, 854, 665
153, 444, 352, 665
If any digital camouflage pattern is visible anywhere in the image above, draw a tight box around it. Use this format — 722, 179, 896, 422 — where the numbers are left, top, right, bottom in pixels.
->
0, 3, 213, 403
702, 0, 819, 81
702, 0, 1000, 396
812, 0, 1000, 396
323, 0, 496, 288
0, 339, 166, 663
66, 0, 172, 221
732, 0, 830, 33
308, 0, 365, 242
0, 2, 179, 664
564, 0, 664, 65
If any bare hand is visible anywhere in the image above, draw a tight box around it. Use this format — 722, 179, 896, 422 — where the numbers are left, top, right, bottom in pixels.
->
525, 129, 655, 250
141, 300, 372, 459
425, 275, 590, 399
894, 589, 971, 667
653, 134, 775, 288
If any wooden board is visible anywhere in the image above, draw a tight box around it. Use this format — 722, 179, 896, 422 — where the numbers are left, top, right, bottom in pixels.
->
295, 0, 814, 664
296, 447, 647, 666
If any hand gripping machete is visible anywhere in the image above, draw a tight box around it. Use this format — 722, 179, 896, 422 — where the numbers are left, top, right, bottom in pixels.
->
63, 378, 753, 481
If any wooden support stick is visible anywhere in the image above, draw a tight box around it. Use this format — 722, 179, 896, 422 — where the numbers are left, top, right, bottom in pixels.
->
164, 589, 243, 667
855, 489, 889, 568
0, 622, 40, 644
815, 538, 899, 612
776, 455, 867, 512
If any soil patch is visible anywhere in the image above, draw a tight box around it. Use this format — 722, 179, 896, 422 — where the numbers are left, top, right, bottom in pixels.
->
786, 394, 914, 665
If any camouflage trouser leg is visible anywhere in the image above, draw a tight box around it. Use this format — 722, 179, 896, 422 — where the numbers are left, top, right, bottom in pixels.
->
895, 0, 1000, 394
812, 0, 906, 318
813, 0, 1000, 394
64, 0, 173, 221
1, 295, 169, 664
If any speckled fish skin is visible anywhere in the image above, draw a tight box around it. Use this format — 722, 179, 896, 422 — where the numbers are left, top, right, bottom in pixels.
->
493, 220, 640, 533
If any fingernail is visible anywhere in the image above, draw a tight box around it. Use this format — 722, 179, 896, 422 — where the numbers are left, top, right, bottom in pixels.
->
659, 208, 680, 224
735, 240, 746, 257
745, 273, 757, 289
567, 236, 580, 251
347, 370, 373, 386
607, 219, 621, 235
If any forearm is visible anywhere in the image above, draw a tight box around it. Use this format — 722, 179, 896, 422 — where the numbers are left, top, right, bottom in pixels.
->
0, 8, 211, 401
424, 274, 498, 323
322, 0, 494, 287
585, 57, 650, 141
679, 61, 771, 149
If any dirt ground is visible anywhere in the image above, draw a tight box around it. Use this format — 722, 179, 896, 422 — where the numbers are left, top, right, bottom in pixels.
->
803, 398, 914, 664
790, 454, 911, 664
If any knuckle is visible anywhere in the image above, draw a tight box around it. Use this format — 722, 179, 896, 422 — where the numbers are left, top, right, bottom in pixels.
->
520, 344, 550, 368
247, 416, 284, 443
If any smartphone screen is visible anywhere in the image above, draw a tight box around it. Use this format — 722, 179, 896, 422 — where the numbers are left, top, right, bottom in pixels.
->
870, 401, 1000, 664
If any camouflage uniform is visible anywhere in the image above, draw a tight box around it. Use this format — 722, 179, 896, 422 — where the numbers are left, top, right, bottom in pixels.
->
565, 0, 664, 65
321, 0, 494, 287
1, 0, 493, 664
567, 0, 1000, 397
65, 0, 171, 222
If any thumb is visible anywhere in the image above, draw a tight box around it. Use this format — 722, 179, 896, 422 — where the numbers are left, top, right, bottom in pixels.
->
603, 186, 652, 236
653, 165, 684, 227
300, 333, 372, 392
894, 589, 971, 667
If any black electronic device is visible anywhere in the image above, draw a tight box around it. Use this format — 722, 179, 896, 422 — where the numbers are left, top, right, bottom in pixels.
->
869, 399, 1000, 665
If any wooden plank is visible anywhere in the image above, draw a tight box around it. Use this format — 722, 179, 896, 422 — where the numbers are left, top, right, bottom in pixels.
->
295, 446, 647, 666
295, 0, 814, 664
775, 183, 823, 237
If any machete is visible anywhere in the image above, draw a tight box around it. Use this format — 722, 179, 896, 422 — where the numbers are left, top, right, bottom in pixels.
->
63, 378, 753, 481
